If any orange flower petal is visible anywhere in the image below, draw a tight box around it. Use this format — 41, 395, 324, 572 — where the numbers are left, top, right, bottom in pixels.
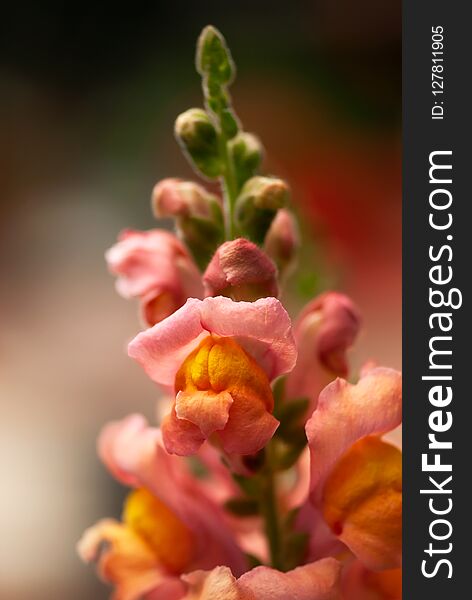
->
322, 437, 402, 570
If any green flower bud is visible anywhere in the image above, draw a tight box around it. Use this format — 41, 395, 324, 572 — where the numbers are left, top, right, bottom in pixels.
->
196, 26, 239, 140
235, 176, 290, 244
174, 108, 222, 178
196, 25, 235, 85
229, 132, 264, 191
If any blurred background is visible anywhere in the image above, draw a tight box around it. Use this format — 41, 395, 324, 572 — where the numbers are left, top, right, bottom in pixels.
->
0, 1, 401, 598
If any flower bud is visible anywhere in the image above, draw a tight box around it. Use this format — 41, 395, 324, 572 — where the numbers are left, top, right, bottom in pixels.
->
235, 176, 290, 244
175, 108, 222, 178
196, 25, 235, 85
203, 238, 279, 301
263, 209, 299, 280
286, 292, 361, 415
228, 132, 264, 191
151, 178, 224, 270
152, 178, 220, 220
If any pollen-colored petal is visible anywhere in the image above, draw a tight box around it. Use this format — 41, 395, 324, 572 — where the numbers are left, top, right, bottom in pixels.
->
77, 519, 172, 600
123, 488, 195, 574
167, 335, 279, 456
322, 437, 402, 570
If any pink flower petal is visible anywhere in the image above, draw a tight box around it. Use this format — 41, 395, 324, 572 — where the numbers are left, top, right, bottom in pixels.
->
105, 229, 203, 325
128, 298, 207, 387
77, 519, 167, 600
182, 567, 239, 600
306, 367, 402, 503
176, 389, 233, 437
218, 396, 279, 455
237, 558, 342, 600
199, 296, 296, 380
203, 238, 279, 300
181, 559, 342, 600
162, 407, 207, 455
128, 296, 296, 387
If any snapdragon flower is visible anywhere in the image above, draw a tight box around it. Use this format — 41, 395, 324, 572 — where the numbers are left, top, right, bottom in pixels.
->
79, 24, 402, 600
128, 296, 296, 456
106, 229, 203, 326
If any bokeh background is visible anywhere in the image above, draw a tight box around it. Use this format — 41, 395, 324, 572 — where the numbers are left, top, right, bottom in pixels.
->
0, 2, 401, 598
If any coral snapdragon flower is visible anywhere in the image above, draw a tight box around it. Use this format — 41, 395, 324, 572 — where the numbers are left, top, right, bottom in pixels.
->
305, 366, 402, 571
128, 296, 297, 456
78, 415, 246, 600
106, 229, 203, 326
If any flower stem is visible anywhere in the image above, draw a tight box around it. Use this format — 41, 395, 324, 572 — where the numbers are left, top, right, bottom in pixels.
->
260, 442, 284, 570
220, 137, 238, 240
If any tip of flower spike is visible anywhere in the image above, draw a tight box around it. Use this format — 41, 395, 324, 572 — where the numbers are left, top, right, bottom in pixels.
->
196, 25, 235, 85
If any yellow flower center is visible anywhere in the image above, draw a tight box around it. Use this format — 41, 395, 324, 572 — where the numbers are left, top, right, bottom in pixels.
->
322, 436, 402, 562
174, 335, 274, 440
176, 335, 271, 398
123, 487, 194, 573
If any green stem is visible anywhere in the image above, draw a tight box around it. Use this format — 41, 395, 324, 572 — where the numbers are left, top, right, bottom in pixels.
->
220, 137, 238, 240
260, 443, 284, 570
